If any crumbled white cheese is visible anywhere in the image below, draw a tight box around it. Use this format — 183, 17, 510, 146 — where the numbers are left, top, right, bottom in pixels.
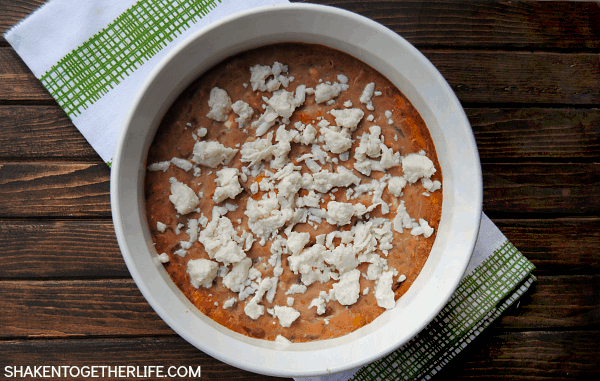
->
222, 257, 252, 292
231, 100, 254, 128
158, 253, 170, 263
147, 161, 170, 172
251, 106, 279, 136
411, 218, 434, 238
273, 305, 300, 328
375, 269, 397, 309
319, 125, 353, 154
330, 108, 364, 131
285, 284, 308, 295
186, 218, 199, 243
197, 127, 208, 138
326, 201, 356, 226
192, 140, 238, 168
267, 86, 305, 120
245, 193, 293, 242
402, 153, 436, 183
422, 178, 442, 192
332, 269, 361, 305
286, 297, 294, 306
287, 231, 311, 256
309, 290, 331, 315
171, 157, 193, 172
388, 176, 408, 197
337, 74, 349, 84
323, 243, 359, 275
314, 82, 349, 103
392, 201, 414, 233
187, 258, 219, 288
249, 62, 291, 92
198, 216, 247, 265
206, 87, 232, 122
222, 298, 236, 309
311, 166, 361, 193
244, 277, 273, 320
168, 177, 200, 215
213, 167, 243, 203
156, 221, 167, 233
360, 82, 375, 110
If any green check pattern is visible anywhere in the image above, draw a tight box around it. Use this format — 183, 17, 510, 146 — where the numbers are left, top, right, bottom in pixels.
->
40, 0, 221, 117
352, 241, 535, 381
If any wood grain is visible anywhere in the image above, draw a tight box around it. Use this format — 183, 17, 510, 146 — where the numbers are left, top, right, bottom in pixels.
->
497, 275, 600, 330
469, 108, 600, 160
0, 336, 291, 381
0, 106, 97, 159
0, 279, 173, 338
3, 1, 600, 50
1, 105, 598, 160
302, 0, 600, 50
494, 218, 600, 274
483, 162, 600, 217
0, 220, 127, 278
435, 329, 600, 380
423, 50, 600, 105
0, 163, 110, 218
0, 276, 596, 339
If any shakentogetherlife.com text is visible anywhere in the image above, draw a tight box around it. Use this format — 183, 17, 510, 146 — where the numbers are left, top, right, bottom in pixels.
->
3, 365, 201, 379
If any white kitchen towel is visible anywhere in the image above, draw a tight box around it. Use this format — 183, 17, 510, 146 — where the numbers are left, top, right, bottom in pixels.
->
5, 0, 289, 165
5, 1, 535, 380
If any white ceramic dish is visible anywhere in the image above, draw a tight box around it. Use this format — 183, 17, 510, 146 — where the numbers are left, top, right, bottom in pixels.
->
111, 3, 482, 378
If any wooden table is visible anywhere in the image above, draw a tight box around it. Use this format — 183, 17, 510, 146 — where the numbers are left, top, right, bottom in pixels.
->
1, 1, 598, 379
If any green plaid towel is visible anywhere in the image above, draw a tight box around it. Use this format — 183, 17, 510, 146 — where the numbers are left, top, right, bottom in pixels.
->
296, 213, 535, 381
5, 1, 535, 379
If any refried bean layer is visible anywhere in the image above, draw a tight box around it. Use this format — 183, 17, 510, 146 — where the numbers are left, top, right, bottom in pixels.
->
144, 43, 442, 342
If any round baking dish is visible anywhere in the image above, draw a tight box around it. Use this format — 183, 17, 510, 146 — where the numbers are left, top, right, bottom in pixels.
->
111, 3, 482, 377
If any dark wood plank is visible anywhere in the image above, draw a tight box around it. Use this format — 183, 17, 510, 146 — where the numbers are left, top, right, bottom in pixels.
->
0, 0, 46, 45
435, 329, 600, 380
469, 108, 600, 160
494, 218, 600, 274
1, 162, 599, 218
0, 276, 596, 339
0, 46, 30, 73
0, 336, 291, 381
3, 1, 600, 50
423, 50, 600, 105
497, 275, 600, 330
306, 0, 600, 50
483, 162, 600, 217
1, 48, 599, 104
0, 162, 110, 218
0, 106, 97, 159
0, 279, 173, 338
2, 106, 599, 160
0, 74, 51, 101
0, 220, 128, 278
